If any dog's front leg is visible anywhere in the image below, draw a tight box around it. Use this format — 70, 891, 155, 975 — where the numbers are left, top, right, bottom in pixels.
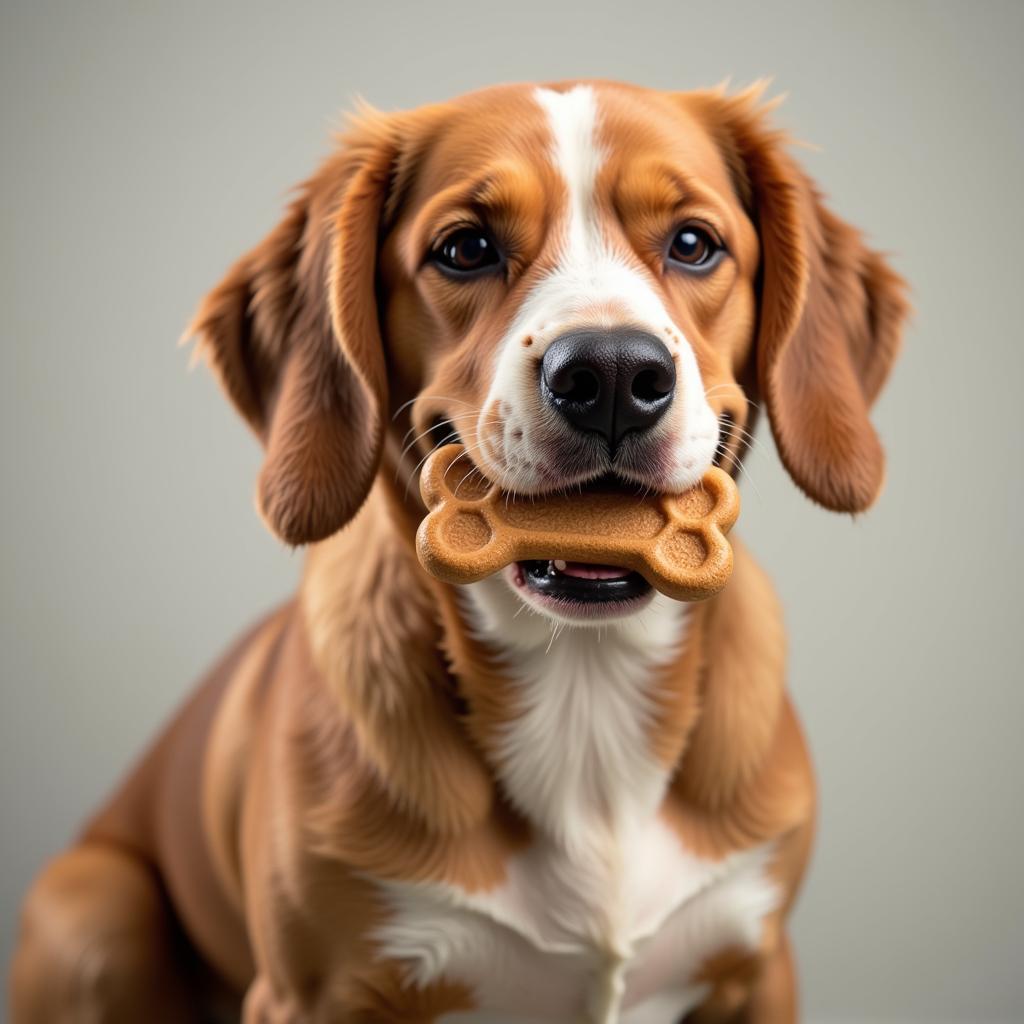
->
243, 975, 308, 1024
682, 931, 798, 1024
735, 931, 799, 1024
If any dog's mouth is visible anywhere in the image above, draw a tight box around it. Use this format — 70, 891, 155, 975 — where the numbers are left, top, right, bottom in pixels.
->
421, 417, 658, 619
508, 558, 654, 619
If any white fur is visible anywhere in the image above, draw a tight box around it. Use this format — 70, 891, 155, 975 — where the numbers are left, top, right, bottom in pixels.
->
368, 585, 780, 1022
372, 833, 779, 1024
476, 85, 720, 497
464, 578, 685, 850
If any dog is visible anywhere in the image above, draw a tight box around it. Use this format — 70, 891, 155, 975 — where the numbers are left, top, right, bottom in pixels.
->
10, 80, 906, 1023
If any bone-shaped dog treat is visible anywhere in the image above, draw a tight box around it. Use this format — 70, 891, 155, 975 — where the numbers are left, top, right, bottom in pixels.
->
416, 444, 740, 602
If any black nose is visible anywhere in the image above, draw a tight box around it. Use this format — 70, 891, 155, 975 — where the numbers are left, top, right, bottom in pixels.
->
541, 329, 676, 448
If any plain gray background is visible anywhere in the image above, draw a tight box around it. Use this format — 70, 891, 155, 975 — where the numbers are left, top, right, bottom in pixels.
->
2, 1, 1022, 1021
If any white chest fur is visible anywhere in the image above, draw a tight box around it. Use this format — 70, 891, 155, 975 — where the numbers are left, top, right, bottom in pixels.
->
371, 584, 780, 1023
374, 822, 778, 1024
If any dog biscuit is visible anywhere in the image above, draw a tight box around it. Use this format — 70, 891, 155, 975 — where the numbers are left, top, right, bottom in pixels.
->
416, 444, 740, 602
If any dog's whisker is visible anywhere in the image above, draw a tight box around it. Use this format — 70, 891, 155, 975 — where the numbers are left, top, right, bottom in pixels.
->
396, 414, 504, 482
730, 435, 773, 467
391, 395, 481, 422
545, 623, 560, 654
398, 422, 461, 467
704, 386, 760, 412
442, 439, 492, 477
394, 415, 484, 488
726, 449, 763, 503
717, 420, 773, 463
431, 437, 504, 501
428, 436, 499, 499
397, 408, 495, 455
398, 410, 476, 451
722, 433, 771, 463
403, 432, 469, 501
397, 410, 496, 464
408, 407, 504, 442
452, 464, 490, 498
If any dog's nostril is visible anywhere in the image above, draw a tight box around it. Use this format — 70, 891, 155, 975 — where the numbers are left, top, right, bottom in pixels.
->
631, 367, 672, 403
543, 352, 604, 406
557, 368, 600, 404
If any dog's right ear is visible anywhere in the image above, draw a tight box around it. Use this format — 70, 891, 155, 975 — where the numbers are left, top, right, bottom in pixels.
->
185, 118, 396, 545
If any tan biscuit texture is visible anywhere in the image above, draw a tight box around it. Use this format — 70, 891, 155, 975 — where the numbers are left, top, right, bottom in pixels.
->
416, 445, 740, 602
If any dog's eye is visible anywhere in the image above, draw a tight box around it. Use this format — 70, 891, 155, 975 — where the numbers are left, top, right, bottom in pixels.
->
668, 223, 724, 270
432, 229, 501, 276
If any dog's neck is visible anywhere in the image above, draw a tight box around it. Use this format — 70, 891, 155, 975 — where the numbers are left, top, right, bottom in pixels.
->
301, 473, 711, 848
456, 576, 693, 851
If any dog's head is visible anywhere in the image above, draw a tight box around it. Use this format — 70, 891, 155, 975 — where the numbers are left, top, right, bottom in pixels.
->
189, 81, 906, 621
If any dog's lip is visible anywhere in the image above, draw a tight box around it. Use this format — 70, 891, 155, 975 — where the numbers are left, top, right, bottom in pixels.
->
482, 463, 661, 501
421, 435, 683, 505
508, 559, 654, 620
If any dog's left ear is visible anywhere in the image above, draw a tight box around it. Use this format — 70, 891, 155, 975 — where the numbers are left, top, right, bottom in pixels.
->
185, 117, 396, 544
692, 88, 910, 513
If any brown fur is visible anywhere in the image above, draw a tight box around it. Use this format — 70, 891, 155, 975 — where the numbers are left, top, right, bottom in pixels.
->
10, 80, 905, 1023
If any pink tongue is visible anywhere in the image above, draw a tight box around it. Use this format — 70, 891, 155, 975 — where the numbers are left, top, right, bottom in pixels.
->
559, 561, 631, 580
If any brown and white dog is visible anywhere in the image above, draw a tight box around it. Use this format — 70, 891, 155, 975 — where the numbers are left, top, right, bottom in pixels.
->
10, 81, 907, 1023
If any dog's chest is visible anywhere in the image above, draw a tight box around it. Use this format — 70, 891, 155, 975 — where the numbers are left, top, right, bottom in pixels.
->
367, 589, 777, 1021
373, 820, 778, 1024
371, 592, 777, 1022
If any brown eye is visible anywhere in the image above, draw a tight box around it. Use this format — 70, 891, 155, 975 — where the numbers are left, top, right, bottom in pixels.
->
433, 229, 501, 275
668, 224, 723, 270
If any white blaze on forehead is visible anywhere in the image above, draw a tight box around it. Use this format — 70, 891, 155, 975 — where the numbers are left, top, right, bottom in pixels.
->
534, 86, 605, 252
528, 85, 669, 328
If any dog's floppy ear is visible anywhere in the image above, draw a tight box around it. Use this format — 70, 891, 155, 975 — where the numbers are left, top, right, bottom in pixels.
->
185, 117, 396, 544
692, 87, 909, 512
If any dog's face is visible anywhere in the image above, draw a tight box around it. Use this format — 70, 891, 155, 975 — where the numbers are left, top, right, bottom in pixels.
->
380, 84, 757, 498
189, 81, 906, 622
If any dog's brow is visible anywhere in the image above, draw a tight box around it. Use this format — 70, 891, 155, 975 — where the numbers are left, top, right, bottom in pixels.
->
622, 164, 728, 212
407, 165, 545, 260
414, 175, 494, 224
